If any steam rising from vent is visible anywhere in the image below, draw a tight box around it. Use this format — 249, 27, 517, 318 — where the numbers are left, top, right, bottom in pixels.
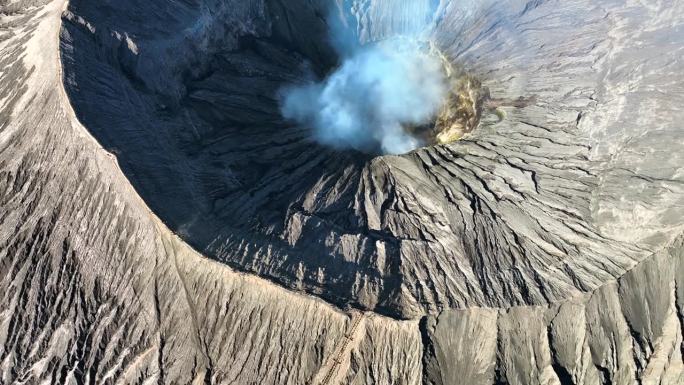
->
282, 39, 447, 154
280, 6, 448, 155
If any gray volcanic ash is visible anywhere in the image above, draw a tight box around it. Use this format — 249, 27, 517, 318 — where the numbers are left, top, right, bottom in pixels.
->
0, 0, 683, 384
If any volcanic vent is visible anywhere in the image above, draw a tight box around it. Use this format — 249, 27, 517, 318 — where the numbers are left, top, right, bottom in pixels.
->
280, 36, 491, 155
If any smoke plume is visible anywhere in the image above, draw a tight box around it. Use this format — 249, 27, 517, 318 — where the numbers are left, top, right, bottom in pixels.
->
280, 10, 447, 154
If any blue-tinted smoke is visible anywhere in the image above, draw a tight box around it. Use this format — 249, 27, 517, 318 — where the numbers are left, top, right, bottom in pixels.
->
280, 7, 447, 154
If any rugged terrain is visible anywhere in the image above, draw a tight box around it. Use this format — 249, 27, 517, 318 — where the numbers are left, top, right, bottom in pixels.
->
0, 0, 683, 384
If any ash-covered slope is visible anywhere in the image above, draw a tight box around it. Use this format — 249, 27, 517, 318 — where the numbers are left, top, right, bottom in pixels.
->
59, 0, 683, 319
0, 0, 683, 384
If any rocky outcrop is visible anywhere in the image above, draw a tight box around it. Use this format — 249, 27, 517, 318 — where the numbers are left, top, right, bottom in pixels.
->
0, 0, 682, 384
422, 238, 684, 385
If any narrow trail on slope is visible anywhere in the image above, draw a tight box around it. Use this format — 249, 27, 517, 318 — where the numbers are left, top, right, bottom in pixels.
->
313, 311, 370, 385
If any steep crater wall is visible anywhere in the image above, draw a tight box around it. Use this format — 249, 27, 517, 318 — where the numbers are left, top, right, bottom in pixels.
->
59, 0, 684, 319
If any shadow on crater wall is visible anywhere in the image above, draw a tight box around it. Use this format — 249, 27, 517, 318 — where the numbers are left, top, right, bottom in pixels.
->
60, 0, 655, 319
61, 0, 416, 316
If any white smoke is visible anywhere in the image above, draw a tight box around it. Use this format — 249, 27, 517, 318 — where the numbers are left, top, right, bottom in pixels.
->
280, 7, 448, 155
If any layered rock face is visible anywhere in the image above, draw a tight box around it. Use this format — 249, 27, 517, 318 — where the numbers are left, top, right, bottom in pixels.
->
0, 0, 683, 384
